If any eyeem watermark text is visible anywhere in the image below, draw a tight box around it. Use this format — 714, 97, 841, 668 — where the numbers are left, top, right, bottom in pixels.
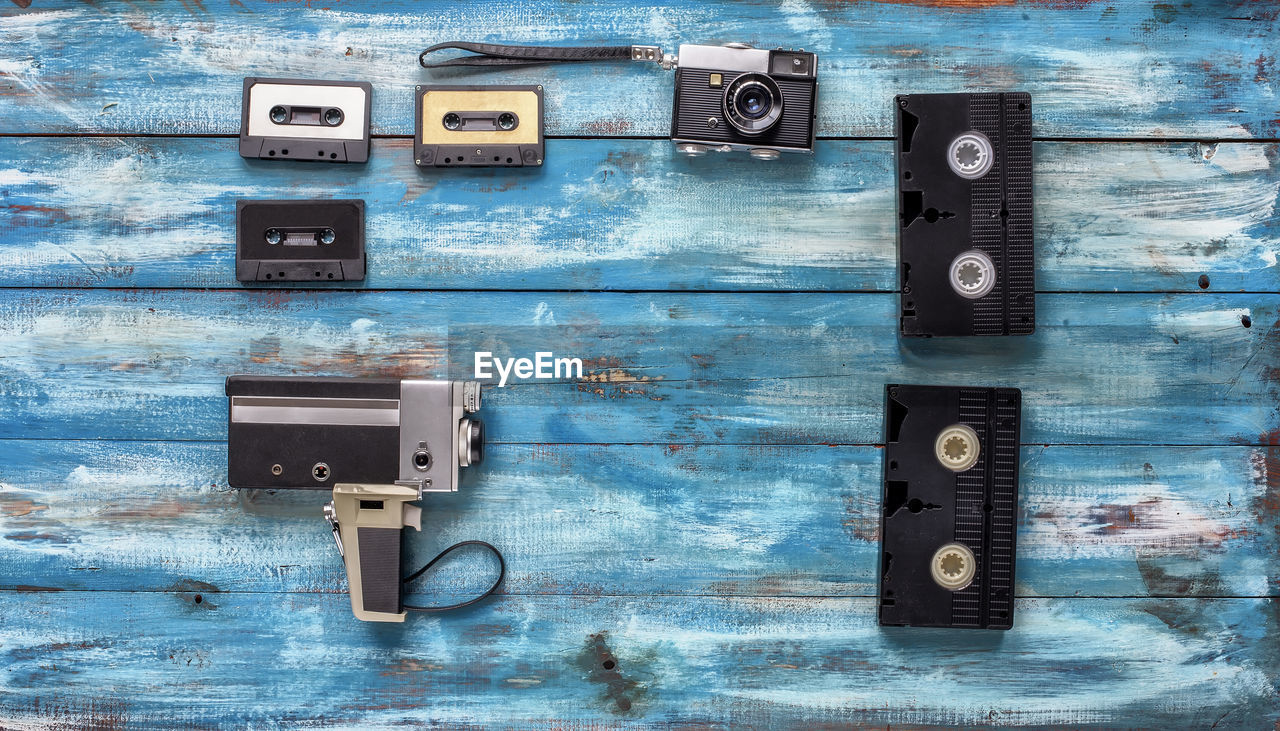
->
474, 352, 583, 387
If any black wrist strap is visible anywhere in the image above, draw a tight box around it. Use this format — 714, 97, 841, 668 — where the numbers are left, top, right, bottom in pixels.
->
401, 540, 505, 613
420, 41, 664, 69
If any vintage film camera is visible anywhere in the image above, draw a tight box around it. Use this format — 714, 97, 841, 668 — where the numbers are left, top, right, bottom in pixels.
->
226, 377, 493, 622
670, 43, 818, 159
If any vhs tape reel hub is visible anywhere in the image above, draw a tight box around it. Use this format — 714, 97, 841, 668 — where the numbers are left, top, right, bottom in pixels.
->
948, 250, 997, 300
934, 424, 980, 472
947, 131, 994, 179
930, 542, 977, 591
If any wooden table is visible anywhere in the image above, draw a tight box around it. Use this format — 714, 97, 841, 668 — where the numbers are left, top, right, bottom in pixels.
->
1, 1, 1277, 727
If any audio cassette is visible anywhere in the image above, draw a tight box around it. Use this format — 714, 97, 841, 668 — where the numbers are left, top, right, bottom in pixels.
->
879, 384, 1021, 629
895, 93, 1034, 337
415, 85, 544, 167
235, 199, 365, 282
239, 78, 372, 163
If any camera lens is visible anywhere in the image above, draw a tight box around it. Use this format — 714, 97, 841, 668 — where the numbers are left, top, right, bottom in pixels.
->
722, 74, 784, 136
736, 88, 771, 119
269, 105, 288, 124
468, 420, 484, 465
497, 112, 517, 130
458, 418, 484, 467
323, 108, 344, 126
442, 113, 462, 130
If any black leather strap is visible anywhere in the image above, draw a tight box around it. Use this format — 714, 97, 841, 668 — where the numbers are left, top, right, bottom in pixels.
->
401, 540, 505, 613
420, 41, 635, 69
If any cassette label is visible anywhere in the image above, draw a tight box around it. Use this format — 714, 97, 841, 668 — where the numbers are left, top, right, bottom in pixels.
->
240, 78, 371, 163
415, 85, 544, 167
879, 384, 1022, 629
895, 93, 1034, 336
235, 199, 365, 282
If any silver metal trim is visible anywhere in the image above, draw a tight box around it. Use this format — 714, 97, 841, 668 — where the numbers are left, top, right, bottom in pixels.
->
323, 501, 344, 557
397, 380, 480, 492
677, 44, 769, 73
229, 396, 399, 426
671, 138, 812, 156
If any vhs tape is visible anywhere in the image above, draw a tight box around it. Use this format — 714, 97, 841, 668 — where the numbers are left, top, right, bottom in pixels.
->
239, 78, 372, 163
225, 377, 483, 491
895, 93, 1034, 337
235, 199, 365, 282
879, 384, 1021, 629
415, 85, 544, 167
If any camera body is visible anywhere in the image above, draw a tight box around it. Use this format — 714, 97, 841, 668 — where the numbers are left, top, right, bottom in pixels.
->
670, 43, 818, 159
225, 376, 483, 492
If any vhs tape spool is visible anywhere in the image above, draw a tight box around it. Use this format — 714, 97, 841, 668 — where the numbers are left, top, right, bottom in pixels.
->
235, 199, 365, 282
415, 85, 544, 167
879, 384, 1021, 629
240, 78, 372, 163
895, 93, 1034, 337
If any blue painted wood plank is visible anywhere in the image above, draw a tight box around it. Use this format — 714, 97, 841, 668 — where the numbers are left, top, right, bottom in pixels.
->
1, 137, 1275, 292
1, 2, 1277, 138
1, 440, 1275, 598
0, 290, 1274, 446
0, 592, 1276, 727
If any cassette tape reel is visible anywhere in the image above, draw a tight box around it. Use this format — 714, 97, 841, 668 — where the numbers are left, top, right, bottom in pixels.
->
240, 78, 372, 163
879, 384, 1022, 630
235, 199, 365, 282
415, 85, 544, 167
895, 93, 1034, 337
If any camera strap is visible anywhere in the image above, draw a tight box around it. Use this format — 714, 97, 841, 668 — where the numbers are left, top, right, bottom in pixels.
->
419, 41, 671, 69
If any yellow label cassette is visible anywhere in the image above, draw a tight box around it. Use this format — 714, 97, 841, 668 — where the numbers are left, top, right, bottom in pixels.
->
414, 85, 544, 167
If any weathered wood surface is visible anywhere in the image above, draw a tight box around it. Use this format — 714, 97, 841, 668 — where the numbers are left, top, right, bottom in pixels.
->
1, 1, 1278, 138
2, 0, 1278, 727
0, 290, 1275, 445
1, 593, 1277, 728
2, 440, 1276, 598
2, 137, 1277, 292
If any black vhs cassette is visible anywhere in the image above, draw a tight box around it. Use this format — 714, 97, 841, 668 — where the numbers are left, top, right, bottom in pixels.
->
895, 93, 1034, 337
415, 85, 544, 167
235, 199, 365, 282
239, 78, 372, 163
879, 384, 1021, 629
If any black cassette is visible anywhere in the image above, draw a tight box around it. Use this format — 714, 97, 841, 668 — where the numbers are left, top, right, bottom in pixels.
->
235, 199, 365, 282
415, 85, 544, 167
895, 93, 1034, 337
879, 384, 1021, 629
239, 78, 372, 163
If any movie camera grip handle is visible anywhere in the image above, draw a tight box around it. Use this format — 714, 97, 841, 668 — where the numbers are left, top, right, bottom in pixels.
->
326, 484, 423, 623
